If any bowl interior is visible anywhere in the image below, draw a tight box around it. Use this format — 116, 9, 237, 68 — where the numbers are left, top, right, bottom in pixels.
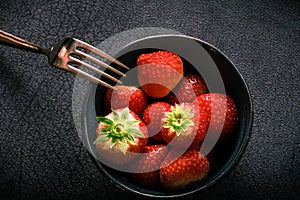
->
82, 35, 253, 197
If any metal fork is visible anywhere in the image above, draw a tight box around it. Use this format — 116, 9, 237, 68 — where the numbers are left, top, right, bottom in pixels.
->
0, 29, 129, 89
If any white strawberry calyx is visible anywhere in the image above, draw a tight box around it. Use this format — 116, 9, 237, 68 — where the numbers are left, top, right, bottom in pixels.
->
162, 103, 194, 136
93, 107, 145, 154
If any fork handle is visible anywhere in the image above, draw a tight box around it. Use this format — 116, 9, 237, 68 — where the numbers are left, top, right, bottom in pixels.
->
0, 29, 50, 54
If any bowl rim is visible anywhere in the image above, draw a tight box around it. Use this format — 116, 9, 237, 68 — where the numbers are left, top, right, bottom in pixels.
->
81, 34, 254, 198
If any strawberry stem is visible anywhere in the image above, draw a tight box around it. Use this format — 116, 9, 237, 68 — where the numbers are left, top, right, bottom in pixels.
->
94, 107, 145, 154
162, 103, 194, 136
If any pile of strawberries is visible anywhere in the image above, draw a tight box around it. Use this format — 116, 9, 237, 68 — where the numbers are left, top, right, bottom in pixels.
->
94, 51, 238, 191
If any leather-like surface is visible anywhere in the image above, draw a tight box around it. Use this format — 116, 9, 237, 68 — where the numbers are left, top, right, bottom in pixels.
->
0, 0, 299, 199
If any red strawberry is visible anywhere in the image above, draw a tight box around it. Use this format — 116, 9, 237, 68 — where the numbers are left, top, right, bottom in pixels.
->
164, 73, 208, 105
161, 103, 209, 150
194, 93, 238, 139
160, 149, 210, 191
137, 51, 183, 98
94, 107, 148, 166
104, 85, 148, 116
129, 144, 168, 189
161, 91, 178, 106
142, 102, 171, 142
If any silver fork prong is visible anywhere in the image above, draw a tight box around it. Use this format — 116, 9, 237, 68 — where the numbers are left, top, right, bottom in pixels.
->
74, 39, 129, 70
74, 49, 126, 77
69, 56, 122, 84
67, 64, 116, 90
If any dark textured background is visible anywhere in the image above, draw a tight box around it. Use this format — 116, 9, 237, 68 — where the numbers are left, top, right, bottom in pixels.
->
0, 0, 299, 199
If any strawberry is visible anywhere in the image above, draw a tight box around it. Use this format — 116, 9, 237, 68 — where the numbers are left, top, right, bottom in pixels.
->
94, 107, 148, 166
194, 93, 238, 139
163, 73, 208, 105
161, 91, 178, 106
104, 85, 148, 116
160, 149, 210, 191
161, 103, 209, 150
142, 102, 171, 142
137, 51, 184, 98
129, 144, 168, 189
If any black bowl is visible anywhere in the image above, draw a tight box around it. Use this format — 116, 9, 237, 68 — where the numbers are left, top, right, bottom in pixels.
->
80, 35, 253, 198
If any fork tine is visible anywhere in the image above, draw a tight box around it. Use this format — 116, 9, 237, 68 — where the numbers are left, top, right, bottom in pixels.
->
74, 49, 126, 77
67, 64, 116, 90
69, 56, 123, 84
74, 39, 129, 70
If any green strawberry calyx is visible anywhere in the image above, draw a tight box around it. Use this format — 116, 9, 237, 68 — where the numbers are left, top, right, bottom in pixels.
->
162, 103, 194, 136
93, 107, 145, 154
